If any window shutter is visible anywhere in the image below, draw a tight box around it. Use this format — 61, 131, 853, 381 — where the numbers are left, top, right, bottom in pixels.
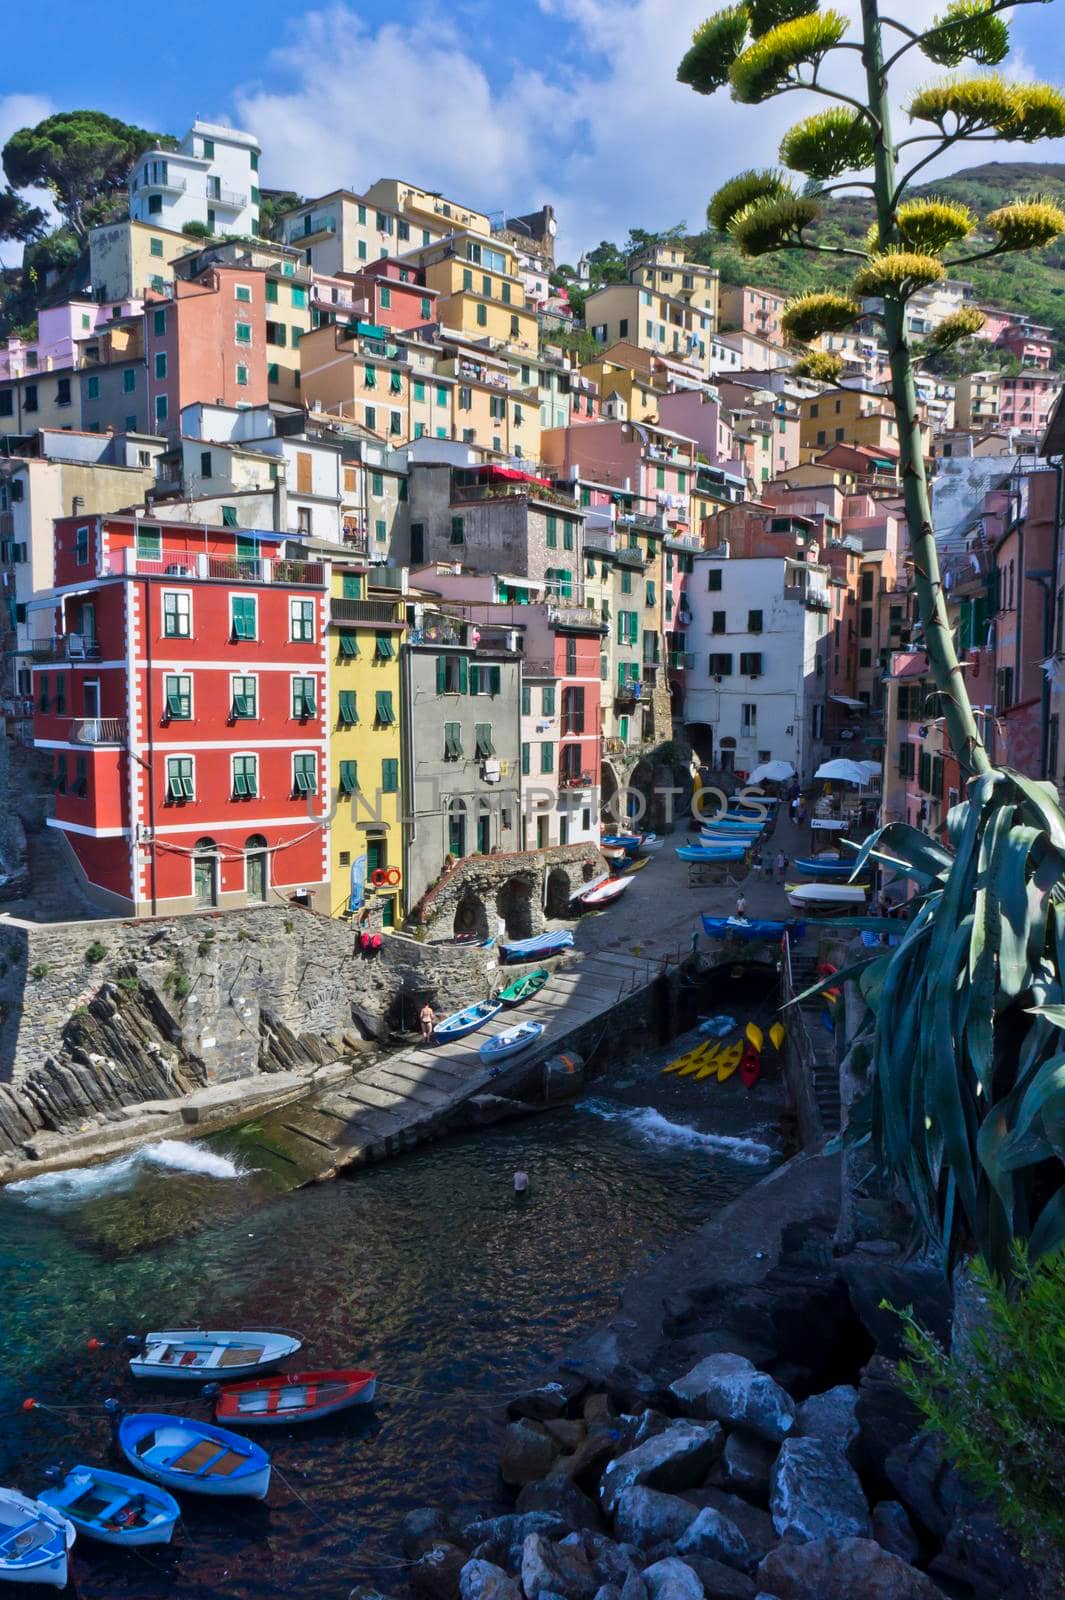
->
338, 690, 358, 724
490, 665, 501, 696
458, 656, 468, 694
339, 760, 359, 794
436, 655, 446, 694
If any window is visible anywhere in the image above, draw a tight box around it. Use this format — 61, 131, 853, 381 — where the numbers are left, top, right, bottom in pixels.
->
155, 394, 168, 423
291, 285, 306, 309
38, 674, 49, 713
450, 515, 465, 545
291, 676, 317, 719
542, 684, 556, 716
235, 322, 252, 345
521, 741, 530, 775
474, 723, 495, 758
235, 284, 252, 304
235, 364, 249, 388
150, 236, 164, 258
621, 570, 632, 596
153, 351, 167, 380
436, 384, 448, 408
371, 472, 384, 497
55, 675, 66, 714
338, 690, 358, 726
265, 280, 278, 305
380, 285, 392, 310
476, 303, 487, 327
444, 721, 463, 759
166, 756, 194, 802
375, 689, 396, 725
233, 754, 258, 798
741, 703, 757, 733
24, 383, 38, 413
365, 405, 376, 431
73, 755, 88, 797
437, 655, 468, 694
74, 526, 90, 566
231, 675, 257, 719
645, 581, 656, 607
293, 753, 317, 794
163, 591, 190, 637
709, 653, 733, 675
123, 368, 136, 393
470, 663, 502, 695
222, 505, 240, 528
54, 754, 67, 795
338, 760, 359, 796
712, 610, 726, 633
421, 297, 431, 319
707, 568, 722, 591
740, 652, 763, 675
266, 321, 287, 346
230, 595, 256, 640
86, 374, 100, 400
546, 514, 558, 548
163, 673, 191, 720
540, 740, 554, 774
390, 369, 402, 396
153, 308, 167, 337
747, 609, 763, 633
290, 599, 315, 641
375, 519, 386, 543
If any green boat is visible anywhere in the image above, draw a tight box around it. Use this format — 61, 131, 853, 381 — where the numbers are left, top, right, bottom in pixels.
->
496, 967, 550, 1006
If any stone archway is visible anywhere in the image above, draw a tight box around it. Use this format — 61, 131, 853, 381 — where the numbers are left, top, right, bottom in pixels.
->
600, 761, 620, 827
496, 875, 535, 939
546, 865, 574, 918
453, 889, 488, 941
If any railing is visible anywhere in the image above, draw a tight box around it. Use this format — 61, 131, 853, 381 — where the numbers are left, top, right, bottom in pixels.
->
602, 736, 625, 755
69, 717, 127, 746
805, 591, 832, 612
330, 597, 403, 626
287, 216, 337, 243
356, 337, 410, 363
342, 530, 370, 555
28, 635, 100, 661
615, 545, 649, 568
210, 186, 247, 210
559, 769, 593, 789
102, 551, 324, 586
522, 658, 555, 678
136, 174, 186, 195
409, 621, 465, 646
615, 681, 645, 703
546, 603, 599, 628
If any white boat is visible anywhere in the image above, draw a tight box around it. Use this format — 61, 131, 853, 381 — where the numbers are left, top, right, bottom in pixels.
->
129, 1329, 301, 1381
479, 1020, 545, 1064
786, 882, 868, 910
0, 1489, 75, 1588
579, 875, 632, 908
640, 834, 665, 852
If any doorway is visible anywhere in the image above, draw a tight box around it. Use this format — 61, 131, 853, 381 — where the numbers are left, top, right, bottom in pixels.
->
193, 838, 218, 907
245, 834, 268, 902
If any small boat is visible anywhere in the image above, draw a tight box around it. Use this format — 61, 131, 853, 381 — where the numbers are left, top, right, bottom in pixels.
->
616, 855, 650, 875
129, 1329, 301, 1382
702, 915, 805, 942
601, 833, 642, 854
434, 999, 502, 1042
38, 1466, 179, 1548
495, 968, 549, 1007
740, 1044, 762, 1089
479, 1020, 544, 1063
699, 817, 763, 834
786, 882, 867, 910
769, 1022, 786, 1051
579, 876, 632, 908
501, 931, 574, 964
212, 1369, 377, 1428
601, 844, 628, 862
792, 856, 860, 878
695, 1044, 723, 1080
662, 1047, 696, 1074
640, 834, 665, 852
677, 845, 748, 863
677, 1052, 706, 1077
0, 1489, 74, 1587
745, 1022, 764, 1052
116, 1413, 271, 1500
716, 1042, 743, 1082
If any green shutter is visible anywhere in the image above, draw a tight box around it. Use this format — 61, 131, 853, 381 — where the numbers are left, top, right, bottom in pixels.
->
339, 760, 359, 794
489, 665, 501, 696
338, 690, 358, 724
521, 742, 530, 775
436, 655, 446, 693
540, 740, 554, 774
444, 722, 463, 758
475, 723, 495, 757
338, 633, 359, 657
375, 633, 394, 660
381, 758, 399, 793
375, 690, 395, 724
458, 656, 468, 694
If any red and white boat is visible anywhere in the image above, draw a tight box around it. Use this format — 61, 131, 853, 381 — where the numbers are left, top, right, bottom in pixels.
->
212, 1369, 377, 1428
579, 875, 632, 909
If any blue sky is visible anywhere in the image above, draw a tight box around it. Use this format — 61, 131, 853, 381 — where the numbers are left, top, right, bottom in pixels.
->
4, 1, 1065, 264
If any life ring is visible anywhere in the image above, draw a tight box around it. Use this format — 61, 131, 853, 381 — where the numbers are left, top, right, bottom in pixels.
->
385, 866, 402, 887
370, 868, 389, 888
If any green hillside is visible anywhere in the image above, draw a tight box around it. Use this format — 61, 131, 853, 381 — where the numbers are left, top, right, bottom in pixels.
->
687, 161, 1065, 348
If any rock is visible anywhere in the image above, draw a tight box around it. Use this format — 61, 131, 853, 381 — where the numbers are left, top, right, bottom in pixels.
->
630, 1411, 672, 1447
593, 1586, 621, 1600
855, 1357, 924, 1482
675, 1507, 754, 1574
502, 1420, 562, 1487
563, 1422, 631, 1492
770, 1438, 871, 1543
669, 1356, 796, 1444
601, 1422, 722, 1515
883, 1433, 975, 1541
758, 1536, 946, 1599
508, 1382, 578, 1423
411, 1544, 470, 1600
640, 1557, 704, 1600
684, 1493, 775, 1567
544, 1419, 588, 1451
517, 1475, 603, 1534
613, 1488, 699, 1550
679, 1559, 757, 1600
872, 1502, 920, 1565
460, 1561, 523, 1600
404, 1509, 466, 1560
932, 1509, 1032, 1599
522, 1533, 600, 1600
719, 1432, 775, 1503
839, 1256, 952, 1363
465, 1514, 570, 1571
794, 1386, 859, 1454
559, 1533, 642, 1590
585, 1394, 615, 1426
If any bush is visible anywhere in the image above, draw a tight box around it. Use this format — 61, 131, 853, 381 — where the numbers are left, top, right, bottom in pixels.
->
164, 967, 192, 1000
84, 940, 108, 964
30, 964, 48, 980
894, 1246, 1065, 1593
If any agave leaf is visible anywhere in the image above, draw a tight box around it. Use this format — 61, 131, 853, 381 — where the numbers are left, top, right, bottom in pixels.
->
1028, 1186, 1065, 1264
848, 821, 953, 886
927, 915, 981, 1231
1026, 1004, 1065, 1028
994, 823, 1042, 1000
781, 953, 878, 1009
1007, 1052, 1065, 1148
1006, 769, 1065, 849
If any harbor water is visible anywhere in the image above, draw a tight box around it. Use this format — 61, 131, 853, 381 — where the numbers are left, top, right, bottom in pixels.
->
0, 1024, 786, 1599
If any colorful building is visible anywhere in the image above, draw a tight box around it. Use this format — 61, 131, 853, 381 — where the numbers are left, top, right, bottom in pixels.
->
144, 267, 269, 434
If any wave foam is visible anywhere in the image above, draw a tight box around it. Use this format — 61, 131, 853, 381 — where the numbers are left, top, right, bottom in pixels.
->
579, 1099, 774, 1164
8, 1140, 251, 1206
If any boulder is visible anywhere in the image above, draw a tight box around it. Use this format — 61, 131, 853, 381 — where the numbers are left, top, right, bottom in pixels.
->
585, 1394, 615, 1426
562, 1532, 643, 1590
679, 1558, 757, 1600
770, 1437, 871, 1543
684, 1492, 775, 1567
612, 1488, 699, 1550
932, 1509, 1032, 1600
508, 1378, 586, 1423
601, 1423, 722, 1515
517, 1475, 603, 1534
675, 1507, 754, 1574
411, 1543, 470, 1600
620, 1569, 649, 1600
522, 1533, 600, 1600
669, 1356, 795, 1444
719, 1432, 776, 1503
855, 1357, 924, 1482
501, 1420, 562, 1487
563, 1422, 631, 1493
883, 1433, 975, 1541
593, 1587, 621, 1600
758, 1536, 946, 1599
544, 1419, 588, 1452
465, 1513, 570, 1571
460, 1561, 523, 1600
403, 1508, 466, 1560
794, 1386, 859, 1454
640, 1557, 704, 1600
871, 1502, 920, 1565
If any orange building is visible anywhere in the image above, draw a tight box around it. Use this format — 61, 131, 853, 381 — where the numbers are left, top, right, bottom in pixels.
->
144, 266, 268, 433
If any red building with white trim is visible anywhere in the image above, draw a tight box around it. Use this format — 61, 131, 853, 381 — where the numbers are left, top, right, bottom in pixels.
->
32, 514, 330, 917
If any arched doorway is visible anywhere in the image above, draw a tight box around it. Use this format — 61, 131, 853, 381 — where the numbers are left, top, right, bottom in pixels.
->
193, 838, 218, 908
446, 798, 467, 860
546, 866, 573, 918
453, 890, 488, 941
245, 834, 268, 903
496, 876, 534, 939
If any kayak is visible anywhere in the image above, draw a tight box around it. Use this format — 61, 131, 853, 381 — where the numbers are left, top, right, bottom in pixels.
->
495, 968, 549, 1006
580, 875, 632, 908
479, 1019, 545, 1063
212, 1369, 377, 1428
740, 1043, 762, 1088
769, 1022, 786, 1051
38, 1466, 179, 1548
129, 1329, 301, 1382
745, 1022, 764, 1052
615, 855, 650, 875
716, 1042, 743, 1082
433, 1000, 502, 1043
640, 835, 665, 852
695, 1044, 723, 1080
792, 856, 858, 878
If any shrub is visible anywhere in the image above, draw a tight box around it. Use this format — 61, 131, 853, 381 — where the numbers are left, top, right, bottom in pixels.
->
164, 967, 192, 1000
84, 940, 108, 964
30, 964, 48, 981
894, 1246, 1065, 1594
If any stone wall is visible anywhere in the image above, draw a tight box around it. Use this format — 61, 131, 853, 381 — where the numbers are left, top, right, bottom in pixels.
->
412, 841, 600, 936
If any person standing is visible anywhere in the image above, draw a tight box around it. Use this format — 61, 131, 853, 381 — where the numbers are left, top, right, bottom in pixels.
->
736, 891, 747, 919
775, 849, 787, 883
419, 1002, 437, 1044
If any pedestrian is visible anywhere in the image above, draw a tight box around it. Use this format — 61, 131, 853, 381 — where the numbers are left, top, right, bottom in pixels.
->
775, 849, 787, 883
419, 1002, 437, 1044
735, 892, 747, 920
790, 796, 799, 823
752, 848, 763, 879
797, 798, 806, 824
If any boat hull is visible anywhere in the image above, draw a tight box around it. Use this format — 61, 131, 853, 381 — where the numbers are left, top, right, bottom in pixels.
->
214, 1370, 377, 1428
786, 884, 867, 909
500, 932, 574, 964
0, 1490, 74, 1587
496, 969, 549, 1006
479, 1021, 545, 1063
433, 1001, 501, 1042
130, 1329, 301, 1382
677, 846, 747, 862
702, 916, 805, 942
579, 877, 631, 907
117, 1414, 271, 1500
39, 1467, 179, 1548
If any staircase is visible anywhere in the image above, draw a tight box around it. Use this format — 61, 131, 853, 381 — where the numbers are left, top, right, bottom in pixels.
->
4, 826, 111, 924
786, 946, 842, 1136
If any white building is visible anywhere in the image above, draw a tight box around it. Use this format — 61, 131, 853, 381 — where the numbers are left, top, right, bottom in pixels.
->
683, 550, 830, 782
129, 122, 262, 240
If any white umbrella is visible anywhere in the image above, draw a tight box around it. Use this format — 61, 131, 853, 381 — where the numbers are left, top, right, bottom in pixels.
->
747, 759, 796, 785
857, 759, 882, 783
815, 758, 868, 786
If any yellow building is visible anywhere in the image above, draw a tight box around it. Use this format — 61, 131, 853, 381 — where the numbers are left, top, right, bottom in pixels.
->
300, 323, 454, 444
955, 370, 1001, 430
364, 178, 491, 238
328, 563, 407, 924
436, 337, 541, 461
580, 349, 661, 422
585, 284, 714, 375
629, 244, 719, 324
402, 234, 539, 353
89, 218, 189, 302
798, 385, 930, 462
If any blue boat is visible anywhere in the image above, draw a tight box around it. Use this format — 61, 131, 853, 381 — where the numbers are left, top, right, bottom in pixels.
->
39, 1466, 179, 1548
0, 1488, 74, 1587
703, 915, 806, 942
677, 844, 748, 862
433, 999, 501, 1042
500, 930, 574, 964
479, 1019, 544, 1063
701, 828, 762, 844
700, 817, 763, 834
601, 833, 641, 855
793, 856, 860, 878
116, 1412, 271, 1500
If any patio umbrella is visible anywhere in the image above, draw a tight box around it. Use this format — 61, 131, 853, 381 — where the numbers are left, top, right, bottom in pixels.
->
815, 758, 869, 786
747, 759, 796, 785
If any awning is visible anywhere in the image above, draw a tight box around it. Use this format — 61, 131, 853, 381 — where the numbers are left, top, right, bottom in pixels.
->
748, 759, 796, 785
815, 758, 869, 785
830, 695, 865, 710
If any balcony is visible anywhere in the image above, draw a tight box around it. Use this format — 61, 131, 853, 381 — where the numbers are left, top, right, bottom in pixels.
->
69, 717, 127, 746
805, 590, 832, 612
547, 603, 600, 629
136, 173, 186, 196
559, 768, 593, 790
102, 551, 324, 586
615, 681, 645, 704
523, 658, 555, 678
28, 634, 100, 662
208, 186, 247, 212
331, 597, 404, 627
668, 651, 696, 670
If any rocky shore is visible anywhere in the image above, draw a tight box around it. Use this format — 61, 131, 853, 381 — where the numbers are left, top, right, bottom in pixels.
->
381, 1152, 1030, 1600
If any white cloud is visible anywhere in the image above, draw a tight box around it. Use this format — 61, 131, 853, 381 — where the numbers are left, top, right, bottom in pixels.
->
0, 92, 57, 267
233, 1, 1065, 265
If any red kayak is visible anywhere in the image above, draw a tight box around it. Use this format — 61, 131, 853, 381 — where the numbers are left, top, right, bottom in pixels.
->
739, 1043, 761, 1089
213, 1369, 377, 1427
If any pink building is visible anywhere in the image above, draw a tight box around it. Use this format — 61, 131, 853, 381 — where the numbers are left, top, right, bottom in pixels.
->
998, 372, 1060, 434
539, 417, 695, 531
997, 324, 1054, 369
655, 389, 739, 471
0, 300, 142, 381
719, 284, 788, 346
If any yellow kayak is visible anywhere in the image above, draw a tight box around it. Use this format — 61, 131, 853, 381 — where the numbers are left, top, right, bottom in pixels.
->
745, 1022, 764, 1052
769, 1022, 786, 1051
717, 1042, 743, 1082
662, 1052, 693, 1075
695, 1044, 722, 1080
678, 1053, 707, 1077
